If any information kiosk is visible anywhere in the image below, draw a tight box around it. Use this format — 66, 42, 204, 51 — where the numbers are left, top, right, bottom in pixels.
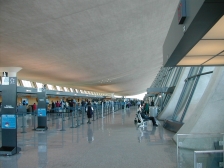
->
36, 86, 48, 131
0, 68, 21, 155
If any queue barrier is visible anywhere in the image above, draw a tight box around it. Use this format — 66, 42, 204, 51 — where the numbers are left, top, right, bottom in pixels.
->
0, 102, 124, 134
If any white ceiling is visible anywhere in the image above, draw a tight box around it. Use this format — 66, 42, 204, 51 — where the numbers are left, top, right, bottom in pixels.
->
0, 0, 179, 96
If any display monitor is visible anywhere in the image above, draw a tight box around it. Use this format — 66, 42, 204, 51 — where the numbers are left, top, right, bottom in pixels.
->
1, 114, 16, 129
37, 108, 46, 116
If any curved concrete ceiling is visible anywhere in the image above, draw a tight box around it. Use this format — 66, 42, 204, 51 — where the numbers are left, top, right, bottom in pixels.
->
0, 0, 179, 96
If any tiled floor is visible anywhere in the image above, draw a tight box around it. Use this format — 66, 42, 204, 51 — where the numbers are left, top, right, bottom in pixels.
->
0, 107, 177, 168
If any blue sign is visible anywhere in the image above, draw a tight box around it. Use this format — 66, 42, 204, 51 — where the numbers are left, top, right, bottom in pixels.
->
38, 108, 46, 116
2, 114, 16, 129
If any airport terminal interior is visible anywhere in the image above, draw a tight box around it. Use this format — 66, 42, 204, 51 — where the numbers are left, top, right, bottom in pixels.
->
0, 106, 177, 168
0, 0, 224, 168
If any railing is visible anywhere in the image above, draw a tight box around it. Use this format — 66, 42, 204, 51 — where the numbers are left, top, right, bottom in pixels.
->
0, 102, 123, 131
177, 133, 224, 168
194, 150, 224, 168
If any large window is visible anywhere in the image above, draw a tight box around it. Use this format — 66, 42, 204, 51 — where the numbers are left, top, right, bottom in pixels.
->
70, 88, 73, 92
21, 80, 32, 87
17, 80, 21, 86
64, 87, 69, 92
56, 86, 62, 91
36, 82, 43, 88
47, 84, 55, 90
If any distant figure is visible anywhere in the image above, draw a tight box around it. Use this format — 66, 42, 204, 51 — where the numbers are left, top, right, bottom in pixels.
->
51, 101, 55, 113
61, 100, 66, 112
56, 101, 60, 107
69, 101, 73, 112
137, 101, 141, 108
141, 101, 144, 107
33, 103, 37, 112
143, 103, 149, 115
60, 100, 65, 109
126, 101, 130, 108
151, 100, 154, 106
55, 101, 60, 113
81, 100, 85, 107
65, 101, 69, 112
73, 99, 76, 105
86, 101, 93, 124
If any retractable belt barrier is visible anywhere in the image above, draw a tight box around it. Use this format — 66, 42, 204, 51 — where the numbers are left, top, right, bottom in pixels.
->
11, 103, 123, 133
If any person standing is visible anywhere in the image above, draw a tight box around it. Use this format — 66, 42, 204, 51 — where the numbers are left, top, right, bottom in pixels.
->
33, 103, 37, 112
51, 101, 55, 113
137, 101, 141, 108
55, 101, 60, 113
151, 100, 154, 106
86, 101, 93, 124
69, 100, 73, 112
143, 102, 149, 115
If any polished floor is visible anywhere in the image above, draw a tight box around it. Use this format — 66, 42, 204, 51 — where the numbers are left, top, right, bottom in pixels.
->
0, 107, 177, 168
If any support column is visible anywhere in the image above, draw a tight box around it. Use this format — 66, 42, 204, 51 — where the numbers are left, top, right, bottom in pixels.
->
0, 67, 22, 155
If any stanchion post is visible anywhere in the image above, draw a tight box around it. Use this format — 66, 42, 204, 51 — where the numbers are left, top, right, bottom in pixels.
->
67, 108, 71, 120
21, 113, 26, 133
81, 107, 84, 125
70, 111, 75, 128
55, 108, 58, 119
47, 112, 50, 121
60, 112, 65, 131
32, 111, 36, 130
96, 105, 98, 119
73, 107, 76, 118
63, 112, 66, 121
75, 110, 80, 128
101, 104, 104, 118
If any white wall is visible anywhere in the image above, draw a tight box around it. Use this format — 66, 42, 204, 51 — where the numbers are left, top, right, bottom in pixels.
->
173, 67, 224, 149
